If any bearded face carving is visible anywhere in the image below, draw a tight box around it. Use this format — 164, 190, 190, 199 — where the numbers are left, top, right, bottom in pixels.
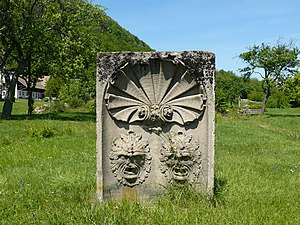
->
110, 131, 151, 186
160, 131, 202, 182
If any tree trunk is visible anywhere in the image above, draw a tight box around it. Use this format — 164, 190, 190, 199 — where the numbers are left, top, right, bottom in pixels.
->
261, 94, 269, 113
1, 61, 24, 119
0, 72, 3, 101
27, 87, 35, 115
261, 84, 271, 113
26, 69, 37, 115
2, 75, 17, 119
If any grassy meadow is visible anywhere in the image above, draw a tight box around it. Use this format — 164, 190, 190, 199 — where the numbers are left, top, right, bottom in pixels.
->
0, 99, 299, 224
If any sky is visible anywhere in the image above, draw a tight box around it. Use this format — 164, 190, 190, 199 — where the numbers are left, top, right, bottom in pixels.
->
93, 0, 300, 76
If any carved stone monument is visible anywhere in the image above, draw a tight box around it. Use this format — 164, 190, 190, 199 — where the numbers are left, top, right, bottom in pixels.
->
96, 51, 215, 202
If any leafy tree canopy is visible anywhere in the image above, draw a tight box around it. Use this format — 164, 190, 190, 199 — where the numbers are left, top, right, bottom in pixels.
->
239, 40, 300, 112
0, 0, 153, 117
284, 72, 300, 107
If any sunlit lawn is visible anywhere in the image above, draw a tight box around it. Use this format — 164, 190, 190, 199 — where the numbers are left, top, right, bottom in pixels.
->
0, 100, 299, 224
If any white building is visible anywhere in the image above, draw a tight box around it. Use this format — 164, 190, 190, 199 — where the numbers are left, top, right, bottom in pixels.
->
0, 73, 49, 100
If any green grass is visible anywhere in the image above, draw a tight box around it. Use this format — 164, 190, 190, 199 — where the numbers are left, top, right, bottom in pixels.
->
1, 100, 300, 224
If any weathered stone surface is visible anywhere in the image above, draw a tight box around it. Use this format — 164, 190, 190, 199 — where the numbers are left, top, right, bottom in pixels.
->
96, 51, 215, 202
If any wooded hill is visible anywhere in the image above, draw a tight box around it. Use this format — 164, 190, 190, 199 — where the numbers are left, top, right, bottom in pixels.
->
96, 15, 153, 52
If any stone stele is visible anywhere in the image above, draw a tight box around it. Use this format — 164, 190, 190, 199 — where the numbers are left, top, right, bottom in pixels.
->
96, 51, 215, 202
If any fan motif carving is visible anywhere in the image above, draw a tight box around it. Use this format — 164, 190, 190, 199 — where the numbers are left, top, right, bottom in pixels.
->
105, 59, 206, 125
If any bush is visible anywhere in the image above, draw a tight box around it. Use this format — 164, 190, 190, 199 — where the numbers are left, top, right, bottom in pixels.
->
59, 80, 92, 108
66, 98, 85, 108
215, 89, 229, 114
267, 92, 290, 108
284, 73, 300, 107
28, 126, 55, 138
248, 91, 263, 102
44, 77, 63, 98
85, 99, 96, 113
48, 100, 66, 113
42, 97, 49, 102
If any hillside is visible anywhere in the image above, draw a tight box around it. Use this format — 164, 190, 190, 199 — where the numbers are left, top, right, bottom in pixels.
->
97, 15, 153, 52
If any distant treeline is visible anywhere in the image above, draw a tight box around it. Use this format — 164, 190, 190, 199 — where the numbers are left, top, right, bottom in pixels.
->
216, 70, 300, 113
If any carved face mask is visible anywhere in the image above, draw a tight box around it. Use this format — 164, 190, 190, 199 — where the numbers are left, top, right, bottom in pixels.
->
117, 153, 145, 183
110, 131, 151, 186
165, 150, 194, 181
160, 131, 202, 183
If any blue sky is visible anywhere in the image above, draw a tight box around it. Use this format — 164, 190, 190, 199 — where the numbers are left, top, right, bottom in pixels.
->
93, 0, 300, 75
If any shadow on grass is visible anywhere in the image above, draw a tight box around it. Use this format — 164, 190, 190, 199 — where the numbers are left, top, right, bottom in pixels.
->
264, 108, 300, 118
1, 112, 96, 121
158, 177, 228, 208
266, 113, 300, 118
210, 177, 228, 207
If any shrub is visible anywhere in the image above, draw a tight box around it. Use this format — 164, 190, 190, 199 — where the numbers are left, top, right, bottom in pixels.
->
248, 91, 264, 102
48, 100, 66, 113
42, 97, 49, 102
267, 92, 290, 108
66, 98, 85, 108
215, 89, 229, 114
85, 99, 96, 113
59, 80, 92, 108
44, 77, 63, 98
28, 126, 55, 138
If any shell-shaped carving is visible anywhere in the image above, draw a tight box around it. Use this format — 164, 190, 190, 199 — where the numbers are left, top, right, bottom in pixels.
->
105, 59, 206, 125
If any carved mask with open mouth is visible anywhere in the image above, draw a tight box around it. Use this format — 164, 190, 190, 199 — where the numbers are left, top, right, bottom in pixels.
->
110, 131, 151, 186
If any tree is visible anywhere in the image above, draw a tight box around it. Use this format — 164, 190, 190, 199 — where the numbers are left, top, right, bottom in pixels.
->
45, 1, 153, 107
239, 41, 300, 112
0, 0, 26, 118
22, 0, 107, 114
0, 0, 107, 117
0, 71, 4, 101
284, 72, 300, 107
18, 0, 57, 115
0, 0, 58, 117
1, 0, 153, 117
216, 70, 249, 105
44, 77, 62, 99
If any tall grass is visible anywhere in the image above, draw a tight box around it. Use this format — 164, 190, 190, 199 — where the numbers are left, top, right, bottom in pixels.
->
0, 100, 299, 224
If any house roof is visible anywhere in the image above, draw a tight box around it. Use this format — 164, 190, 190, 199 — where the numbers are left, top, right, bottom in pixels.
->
18, 76, 50, 90
36, 76, 50, 89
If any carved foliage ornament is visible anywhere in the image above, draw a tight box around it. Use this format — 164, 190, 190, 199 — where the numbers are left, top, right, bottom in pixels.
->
105, 59, 207, 125
110, 131, 151, 187
160, 131, 201, 182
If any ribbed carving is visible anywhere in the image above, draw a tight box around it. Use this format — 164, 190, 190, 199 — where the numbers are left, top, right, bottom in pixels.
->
105, 59, 206, 125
